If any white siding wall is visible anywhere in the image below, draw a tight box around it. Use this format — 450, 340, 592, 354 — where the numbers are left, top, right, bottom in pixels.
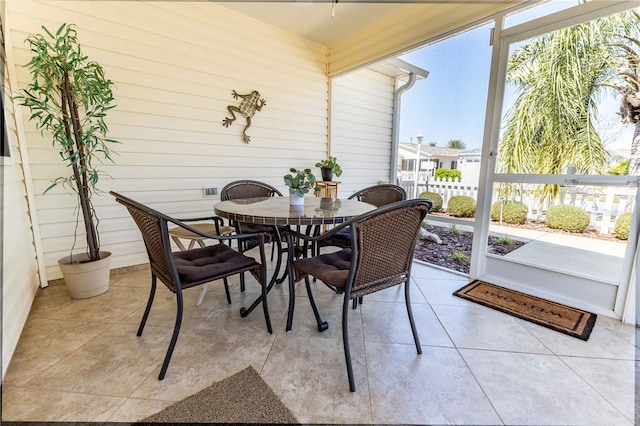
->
330, 69, 395, 197
2, 30, 41, 378
7, 1, 329, 280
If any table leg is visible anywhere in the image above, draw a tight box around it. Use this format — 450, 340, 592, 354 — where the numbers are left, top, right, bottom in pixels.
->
285, 232, 297, 331
238, 226, 285, 318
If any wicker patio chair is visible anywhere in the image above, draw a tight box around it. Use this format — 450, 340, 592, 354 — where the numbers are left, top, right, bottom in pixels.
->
221, 180, 288, 290
168, 220, 235, 306
319, 184, 408, 250
111, 191, 270, 380
317, 184, 412, 308
286, 198, 430, 391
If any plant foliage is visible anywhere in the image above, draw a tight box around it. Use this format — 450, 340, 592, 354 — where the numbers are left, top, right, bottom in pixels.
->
490, 200, 529, 224
315, 156, 342, 177
15, 23, 118, 261
284, 168, 318, 197
434, 168, 461, 181
446, 139, 466, 149
446, 195, 476, 218
418, 191, 443, 212
546, 205, 591, 233
614, 212, 632, 239
497, 11, 639, 204
608, 159, 630, 175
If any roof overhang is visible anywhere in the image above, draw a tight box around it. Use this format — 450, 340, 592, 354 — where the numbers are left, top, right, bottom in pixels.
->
367, 57, 429, 81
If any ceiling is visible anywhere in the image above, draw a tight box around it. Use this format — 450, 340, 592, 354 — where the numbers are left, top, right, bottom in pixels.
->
218, 1, 415, 46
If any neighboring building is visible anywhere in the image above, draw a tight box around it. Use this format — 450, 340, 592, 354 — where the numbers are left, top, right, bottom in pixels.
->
398, 144, 482, 185
457, 148, 482, 184
397, 143, 460, 179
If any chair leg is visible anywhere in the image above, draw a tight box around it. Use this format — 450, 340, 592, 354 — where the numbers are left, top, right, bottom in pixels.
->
270, 239, 276, 261
352, 295, 364, 309
137, 274, 157, 336
305, 277, 328, 332
238, 240, 246, 292
159, 287, 184, 380
196, 283, 209, 306
342, 295, 356, 392
223, 278, 231, 304
404, 282, 422, 354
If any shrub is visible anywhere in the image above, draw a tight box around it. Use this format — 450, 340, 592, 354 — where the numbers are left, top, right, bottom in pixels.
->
434, 168, 461, 181
490, 200, 528, 224
446, 195, 476, 217
614, 212, 632, 240
546, 205, 590, 233
418, 191, 443, 212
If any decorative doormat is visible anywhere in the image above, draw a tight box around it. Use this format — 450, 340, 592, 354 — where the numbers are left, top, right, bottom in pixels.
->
453, 280, 597, 341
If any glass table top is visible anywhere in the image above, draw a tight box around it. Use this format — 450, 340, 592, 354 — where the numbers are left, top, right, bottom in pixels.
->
214, 196, 375, 226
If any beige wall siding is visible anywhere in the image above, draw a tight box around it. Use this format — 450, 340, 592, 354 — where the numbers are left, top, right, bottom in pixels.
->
330, 69, 395, 197
8, 1, 330, 279
2, 47, 41, 377
328, 2, 518, 76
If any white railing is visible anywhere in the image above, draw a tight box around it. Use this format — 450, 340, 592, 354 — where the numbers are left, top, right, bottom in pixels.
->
400, 177, 635, 235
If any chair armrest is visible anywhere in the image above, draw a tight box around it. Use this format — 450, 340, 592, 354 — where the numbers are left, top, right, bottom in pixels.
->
176, 215, 225, 225
174, 216, 229, 236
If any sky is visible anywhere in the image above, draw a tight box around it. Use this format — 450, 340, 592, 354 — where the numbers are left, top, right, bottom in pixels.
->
397, 1, 634, 153
398, 24, 492, 149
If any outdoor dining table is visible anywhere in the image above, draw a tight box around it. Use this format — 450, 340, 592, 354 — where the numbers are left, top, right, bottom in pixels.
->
214, 196, 376, 331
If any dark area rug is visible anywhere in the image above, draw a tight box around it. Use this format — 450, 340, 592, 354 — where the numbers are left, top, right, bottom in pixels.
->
139, 366, 298, 424
454, 280, 597, 341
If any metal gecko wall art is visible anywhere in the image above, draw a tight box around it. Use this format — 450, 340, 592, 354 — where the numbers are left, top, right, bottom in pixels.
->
222, 90, 266, 143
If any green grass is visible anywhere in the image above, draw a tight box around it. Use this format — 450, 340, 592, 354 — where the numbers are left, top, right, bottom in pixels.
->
494, 235, 515, 246
451, 250, 469, 263
445, 224, 460, 235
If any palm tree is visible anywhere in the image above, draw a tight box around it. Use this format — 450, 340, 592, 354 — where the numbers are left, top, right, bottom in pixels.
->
606, 10, 640, 176
447, 139, 466, 149
498, 10, 638, 205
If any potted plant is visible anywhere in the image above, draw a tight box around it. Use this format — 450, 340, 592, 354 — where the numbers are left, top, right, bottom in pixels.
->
16, 24, 118, 299
315, 156, 342, 181
284, 168, 318, 205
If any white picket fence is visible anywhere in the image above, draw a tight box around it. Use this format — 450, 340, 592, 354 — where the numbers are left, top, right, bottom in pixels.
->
400, 178, 635, 235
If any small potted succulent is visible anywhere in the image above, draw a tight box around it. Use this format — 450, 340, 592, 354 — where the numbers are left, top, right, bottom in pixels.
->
284, 168, 318, 205
315, 156, 342, 181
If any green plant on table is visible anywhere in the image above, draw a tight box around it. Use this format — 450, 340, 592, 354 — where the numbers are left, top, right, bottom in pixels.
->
15, 23, 118, 262
284, 168, 319, 197
314, 156, 342, 177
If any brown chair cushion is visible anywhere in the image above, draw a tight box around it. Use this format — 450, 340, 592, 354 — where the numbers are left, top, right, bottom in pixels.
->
293, 248, 352, 289
173, 244, 258, 284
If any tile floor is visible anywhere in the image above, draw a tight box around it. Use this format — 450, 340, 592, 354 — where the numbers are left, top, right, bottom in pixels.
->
2, 255, 638, 424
